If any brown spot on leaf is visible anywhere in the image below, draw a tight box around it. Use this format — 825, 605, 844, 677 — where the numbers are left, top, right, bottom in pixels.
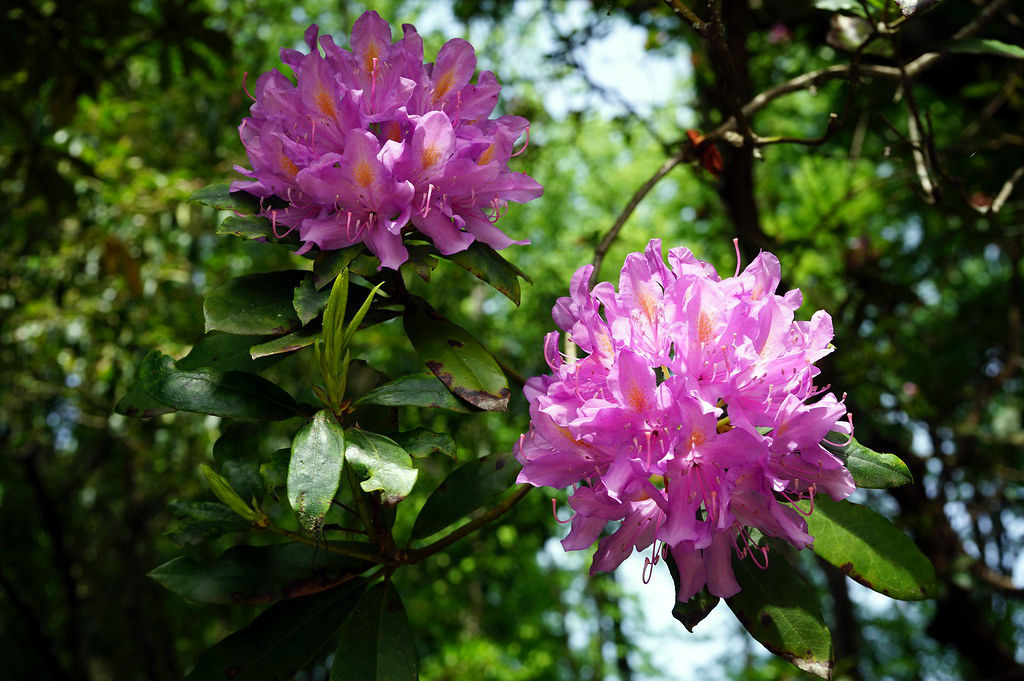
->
446, 338, 465, 348
759, 611, 773, 626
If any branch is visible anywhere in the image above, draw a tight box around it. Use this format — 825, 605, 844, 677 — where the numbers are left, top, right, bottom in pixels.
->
661, 0, 709, 36
985, 163, 1024, 215
588, 145, 692, 285
404, 484, 532, 563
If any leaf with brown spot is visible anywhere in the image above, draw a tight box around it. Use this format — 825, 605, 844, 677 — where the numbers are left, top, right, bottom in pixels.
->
403, 297, 509, 412
726, 534, 834, 679
797, 495, 938, 600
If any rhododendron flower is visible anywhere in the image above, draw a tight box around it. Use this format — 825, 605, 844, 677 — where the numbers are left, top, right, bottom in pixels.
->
516, 240, 855, 601
233, 12, 542, 269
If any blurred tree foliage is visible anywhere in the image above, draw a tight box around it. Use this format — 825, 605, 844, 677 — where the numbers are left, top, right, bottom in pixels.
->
1, 1, 1022, 680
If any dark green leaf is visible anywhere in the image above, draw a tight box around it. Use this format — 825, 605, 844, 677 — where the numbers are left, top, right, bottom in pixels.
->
313, 245, 364, 290
260, 448, 291, 499
186, 581, 363, 681
442, 241, 527, 305
148, 543, 371, 604
402, 244, 438, 283
114, 382, 174, 418
177, 332, 281, 373
353, 373, 474, 412
664, 553, 720, 632
391, 429, 457, 460
168, 501, 240, 523
344, 429, 418, 505
189, 183, 262, 213
823, 434, 913, 488
403, 298, 510, 411
213, 423, 263, 504
139, 351, 300, 420
216, 213, 299, 244
204, 271, 305, 336
943, 38, 1024, 59
249, 325, 321, 359
726, 538, 834, 679
331, 581, 417, 681
288, 410, 346, 533
117, 333, 281, 417
411, 452, 519, 540
800, 496, 938, 600
293, 274, 330, 326
166, 519, 248, 546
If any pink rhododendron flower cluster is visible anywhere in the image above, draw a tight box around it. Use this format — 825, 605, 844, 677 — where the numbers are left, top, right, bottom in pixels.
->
233, 11, 542, 269
516, 240, 855, 601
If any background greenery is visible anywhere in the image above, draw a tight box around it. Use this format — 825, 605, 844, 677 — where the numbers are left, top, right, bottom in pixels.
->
2, 0, 1022, 679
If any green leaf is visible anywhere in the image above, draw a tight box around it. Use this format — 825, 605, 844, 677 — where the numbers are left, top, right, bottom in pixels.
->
186, 581, 363, 681
139, 351, 299, 420
288, 410, 346, 534
411, 452, 519, 540
189, 183, 262, 213
204, 271, 305, 336
331, 581, 417, 681
726, 538, 834, 679
148, 543, 371, 604
313, 245, 364, 290
217, 215, 297, 243
165, 502, 249, 545
176, 332, 282, 373
114, 382, 174, 418
260, 448, 291, 499
199, 464, 260, 523
391, 429, 457, 460
813, 0, 867, 14
344, 429, 418, 505
943, 38, 1024, 60
249, 325, 321, 359
664, 553, 720, 632
213, 423, 263, 504
353, 373, 475, 412
800, 496, 938, 600
442, 242, 528, 305
823, 434, 913, 488
293, 274, 330, 326
403, 298, 510, 411
402, 244, 439, 282
117, 333, 282, 418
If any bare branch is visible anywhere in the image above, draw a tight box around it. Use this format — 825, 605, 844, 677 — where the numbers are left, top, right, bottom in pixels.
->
660, 0, 708, 36
588, 145, 692, 286
986, 164, 1024, 215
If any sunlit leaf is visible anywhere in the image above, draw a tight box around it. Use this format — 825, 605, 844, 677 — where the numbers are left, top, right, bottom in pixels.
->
727, 537, 834, 679
344, 429, 418, 505
800, 496, 938, 600
288, 410, 346, 534
823, 434, 913, 488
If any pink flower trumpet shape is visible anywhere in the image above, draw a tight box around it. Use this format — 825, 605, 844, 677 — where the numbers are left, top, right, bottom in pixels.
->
232, 12, 542, 269
516, 240, 855, 601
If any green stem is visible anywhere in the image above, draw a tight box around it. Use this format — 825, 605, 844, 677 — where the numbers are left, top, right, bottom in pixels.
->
403, 485, 532, 564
